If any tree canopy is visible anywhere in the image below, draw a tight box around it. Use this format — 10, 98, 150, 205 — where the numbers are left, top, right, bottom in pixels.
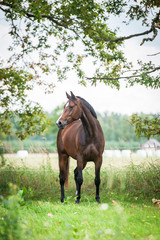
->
0, 0, 160, 140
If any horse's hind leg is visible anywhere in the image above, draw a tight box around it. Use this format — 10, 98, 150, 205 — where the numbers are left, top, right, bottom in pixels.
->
59, 153, 69, 203
74, 167, 79, 196
95, 157, 102, 203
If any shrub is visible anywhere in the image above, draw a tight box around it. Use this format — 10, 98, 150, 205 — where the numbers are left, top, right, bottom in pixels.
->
0, 183, 22, 240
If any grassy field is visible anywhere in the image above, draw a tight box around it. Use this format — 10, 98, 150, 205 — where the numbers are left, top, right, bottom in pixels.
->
0, 154, 160, 240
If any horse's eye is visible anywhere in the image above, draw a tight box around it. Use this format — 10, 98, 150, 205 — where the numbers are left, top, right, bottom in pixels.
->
69, 106, 73, 110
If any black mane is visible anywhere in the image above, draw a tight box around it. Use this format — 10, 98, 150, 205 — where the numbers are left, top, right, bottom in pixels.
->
77, 96, 97, 119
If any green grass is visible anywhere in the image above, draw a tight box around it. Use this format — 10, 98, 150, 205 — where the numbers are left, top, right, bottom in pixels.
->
20, 201, 160, 240
1, 197, 160, 240
0, 156, 160, 239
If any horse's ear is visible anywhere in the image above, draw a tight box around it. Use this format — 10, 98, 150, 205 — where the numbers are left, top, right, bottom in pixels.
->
70, 91, 76, 101
66, 92, 71, 99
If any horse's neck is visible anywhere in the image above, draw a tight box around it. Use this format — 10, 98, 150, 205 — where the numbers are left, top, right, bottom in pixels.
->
81, 103, 97, 137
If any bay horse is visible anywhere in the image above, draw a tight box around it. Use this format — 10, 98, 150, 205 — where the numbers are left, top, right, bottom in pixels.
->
56, 92, 105, 203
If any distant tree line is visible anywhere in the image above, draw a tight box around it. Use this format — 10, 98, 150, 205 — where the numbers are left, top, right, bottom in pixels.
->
97, 112, 137, 142
1, 104, 159, 144
1, 103, 160, 153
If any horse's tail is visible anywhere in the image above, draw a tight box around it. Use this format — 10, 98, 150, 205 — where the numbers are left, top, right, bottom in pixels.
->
64, 157, 70, 187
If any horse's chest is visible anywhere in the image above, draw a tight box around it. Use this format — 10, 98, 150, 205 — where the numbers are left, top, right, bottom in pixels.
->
83, 143, 99, 161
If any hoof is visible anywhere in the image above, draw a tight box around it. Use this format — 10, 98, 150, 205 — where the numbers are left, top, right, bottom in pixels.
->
75, 198, 80, 204
96, 197, 101, 204
61, 199, 64, 203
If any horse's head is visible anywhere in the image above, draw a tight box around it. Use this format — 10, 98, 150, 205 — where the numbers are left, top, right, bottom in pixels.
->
56, 91, 82, 129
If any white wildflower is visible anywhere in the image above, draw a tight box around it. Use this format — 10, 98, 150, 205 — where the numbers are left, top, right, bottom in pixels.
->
100, 203, 109, 210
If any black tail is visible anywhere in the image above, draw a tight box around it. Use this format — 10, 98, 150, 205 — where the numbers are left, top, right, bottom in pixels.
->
64, 158, 70, 187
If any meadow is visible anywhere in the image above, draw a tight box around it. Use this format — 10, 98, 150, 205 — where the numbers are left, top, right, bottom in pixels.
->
0, 154, 160, 240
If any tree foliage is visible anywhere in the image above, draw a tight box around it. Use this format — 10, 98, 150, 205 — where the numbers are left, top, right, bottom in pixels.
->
0, 0, 160, 139
131, 114, 160, 139
1, 0, 159, 85
44, 104, 64, 140
0, 65, 49, 140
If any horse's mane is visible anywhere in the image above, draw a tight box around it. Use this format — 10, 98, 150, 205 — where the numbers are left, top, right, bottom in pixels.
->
77, 96, 97, 119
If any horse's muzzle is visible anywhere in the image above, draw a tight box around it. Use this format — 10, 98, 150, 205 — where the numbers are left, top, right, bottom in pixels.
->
56, 120, 65, 129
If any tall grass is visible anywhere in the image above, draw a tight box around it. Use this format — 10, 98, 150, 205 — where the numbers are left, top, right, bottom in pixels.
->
0, 160, 59, 200
100, 163, 160, 201
0, 156, 160, 202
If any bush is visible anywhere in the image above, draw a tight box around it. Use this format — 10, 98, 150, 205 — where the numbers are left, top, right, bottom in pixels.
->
0, 183, 22, 240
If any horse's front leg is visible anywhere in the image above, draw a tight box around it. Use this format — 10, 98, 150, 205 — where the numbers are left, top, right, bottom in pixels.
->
59, 173, 65, 203
74, 159, 86, 204
59, 154, 68, 203
95, 157, 102, 203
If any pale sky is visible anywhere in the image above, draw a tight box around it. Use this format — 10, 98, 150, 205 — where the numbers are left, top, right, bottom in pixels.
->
0, 11, 160, 115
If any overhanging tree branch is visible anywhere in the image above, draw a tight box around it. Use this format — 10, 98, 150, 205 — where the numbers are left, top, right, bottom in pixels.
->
99, 27, 154, 42
87, 66, 160, 81
147, 52, 160, 56
95, 23, 159, 45
95, 11, 160, 45
0, 4, 68, 28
